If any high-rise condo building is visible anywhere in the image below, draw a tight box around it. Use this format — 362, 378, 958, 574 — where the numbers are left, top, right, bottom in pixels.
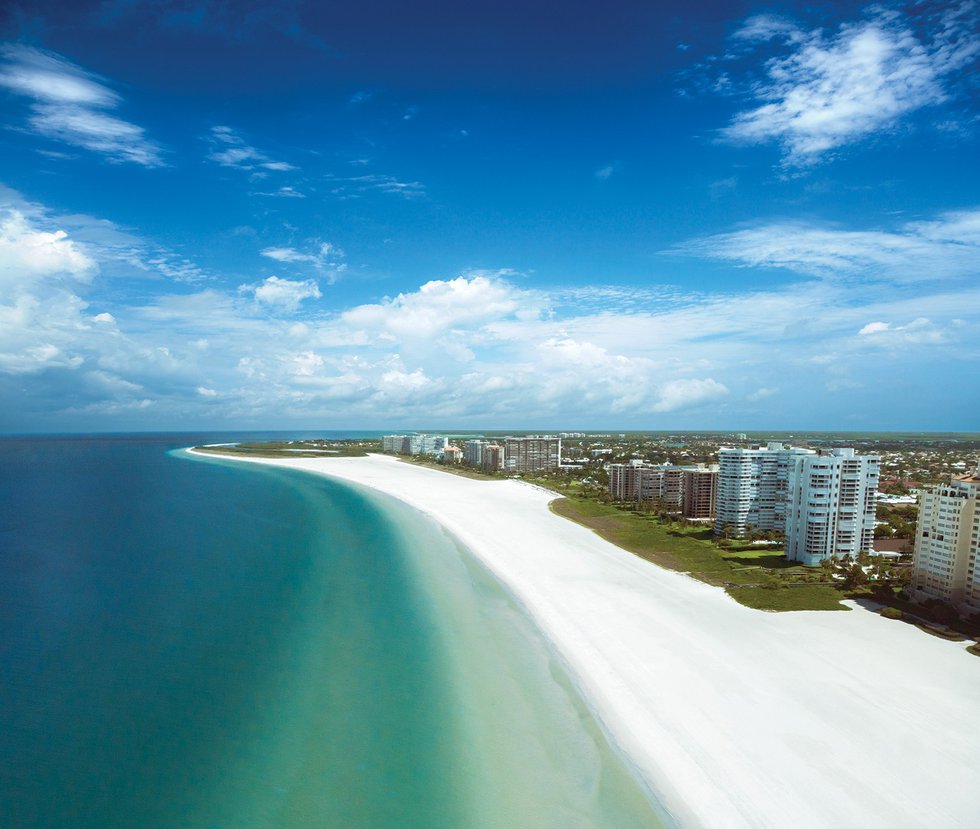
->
783, 448, 880, 566
683, 467, 719, 520
714, 443, 815, 536
463, 439, 488, 466
607, 462, 718, 519
502, 436, 562, 473
483, 444, 504, 473
911, 468, 980, 611
381, 434, 447, 456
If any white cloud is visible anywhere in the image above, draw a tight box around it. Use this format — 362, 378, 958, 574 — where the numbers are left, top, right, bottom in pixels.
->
0, 209, 97, 375
652, 378, 730, 412
260, 242, 346, 283
242, 275, 321, 312
2, 192, 977, 428
341, 275, 534, 341
720, 5, 979, 165
206, 126, 295, 171
0, 45, 164, 166
856, 317, 946, 346
678, 209, 980, 281
329, 173, 426, 199
254, 186, 306, 198
595, 164, 616, 181
0, 209, 98, 291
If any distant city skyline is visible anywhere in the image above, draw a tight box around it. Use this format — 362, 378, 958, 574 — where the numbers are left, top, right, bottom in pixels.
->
1, 1, 978, 432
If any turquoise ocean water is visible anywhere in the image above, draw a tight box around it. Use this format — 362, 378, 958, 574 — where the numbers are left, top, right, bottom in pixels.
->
0, 435, 667, 828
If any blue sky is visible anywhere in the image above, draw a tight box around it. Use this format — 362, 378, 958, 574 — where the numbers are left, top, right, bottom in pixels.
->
1, 0, 978, 432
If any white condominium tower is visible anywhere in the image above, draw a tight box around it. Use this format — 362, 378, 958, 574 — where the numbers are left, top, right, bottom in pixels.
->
911, 468, 980, 611
783, 448, 880, 566
714, 443, 815, 536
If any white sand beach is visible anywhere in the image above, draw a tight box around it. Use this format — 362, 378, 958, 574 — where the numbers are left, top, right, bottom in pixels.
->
191, 451, 980, 829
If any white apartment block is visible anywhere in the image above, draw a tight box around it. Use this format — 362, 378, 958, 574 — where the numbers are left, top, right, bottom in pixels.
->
502, 436, 562, 473
911, 469, 980, 611
381, 434, 447, 456
715, 443, 815, 536
783, 448, 879, 566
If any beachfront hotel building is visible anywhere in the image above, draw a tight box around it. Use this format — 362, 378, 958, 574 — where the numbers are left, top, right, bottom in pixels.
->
502, 436, 562, 473
910, 467, 980, 611
783, 449, 880, 566
714, 443, 816, 536
381, 434, 448, 456
607, 461, 718, 519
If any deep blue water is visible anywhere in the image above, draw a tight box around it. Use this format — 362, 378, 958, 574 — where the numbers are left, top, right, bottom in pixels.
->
0, 435, 665, 829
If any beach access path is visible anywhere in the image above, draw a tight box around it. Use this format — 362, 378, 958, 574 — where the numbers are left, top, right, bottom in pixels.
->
190, 450, 980, 829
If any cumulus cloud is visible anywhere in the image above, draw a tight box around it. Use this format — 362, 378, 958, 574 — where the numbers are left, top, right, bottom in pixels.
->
0, 208, 102, 375
0, 209, 98, 290
206, 126, 295, 172
2, 192, 977, 429
341, 274, 535, 341
652, 378, 730, 412
678, 208, 980, 281
718, 4, 979, 165
242, 275, 321, 312
0, 44, 164, 166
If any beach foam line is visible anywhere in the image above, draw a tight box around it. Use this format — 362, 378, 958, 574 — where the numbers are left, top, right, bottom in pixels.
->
186, 450, 980, 829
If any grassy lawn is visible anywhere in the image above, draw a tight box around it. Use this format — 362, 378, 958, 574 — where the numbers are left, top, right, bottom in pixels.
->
550, 496, 849, 612
729, 585, 851, 611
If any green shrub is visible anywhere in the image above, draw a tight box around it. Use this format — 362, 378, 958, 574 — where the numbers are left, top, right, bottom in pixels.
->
880, 607, 903, 620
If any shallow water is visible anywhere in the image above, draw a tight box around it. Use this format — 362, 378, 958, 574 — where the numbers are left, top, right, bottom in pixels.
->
0, 435, 666, 828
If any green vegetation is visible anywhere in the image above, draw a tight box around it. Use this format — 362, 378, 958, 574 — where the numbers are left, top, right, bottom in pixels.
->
549, 496, 851, 612
874, 504, 918, 540
398, 454, 502, 480
194, 439, 380, 458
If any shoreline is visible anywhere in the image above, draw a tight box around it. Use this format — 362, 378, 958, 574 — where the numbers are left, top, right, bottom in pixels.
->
186, 449, 980, 828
